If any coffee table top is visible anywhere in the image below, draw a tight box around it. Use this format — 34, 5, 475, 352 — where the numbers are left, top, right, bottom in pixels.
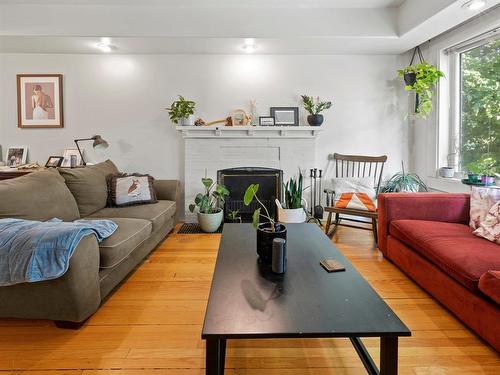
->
202, 223, 410, 339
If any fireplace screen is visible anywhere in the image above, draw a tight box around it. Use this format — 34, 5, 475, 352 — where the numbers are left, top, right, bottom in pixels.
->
218, 167, 283, 223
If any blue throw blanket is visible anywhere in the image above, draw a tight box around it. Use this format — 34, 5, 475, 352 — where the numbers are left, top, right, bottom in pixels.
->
0, 218, 117, 286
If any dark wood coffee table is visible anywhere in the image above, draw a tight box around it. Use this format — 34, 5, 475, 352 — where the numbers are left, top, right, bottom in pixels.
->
202, 223, 410, 375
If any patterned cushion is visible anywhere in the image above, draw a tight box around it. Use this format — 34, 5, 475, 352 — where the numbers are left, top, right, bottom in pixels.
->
469, 187, 500, 230
334, 192, 376, 211
331, 177, 376, 201
107, 174, 157, 207
473, 201, 500, 244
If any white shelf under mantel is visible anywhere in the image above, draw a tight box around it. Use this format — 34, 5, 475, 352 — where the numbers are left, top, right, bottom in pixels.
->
175, 125, 323, 139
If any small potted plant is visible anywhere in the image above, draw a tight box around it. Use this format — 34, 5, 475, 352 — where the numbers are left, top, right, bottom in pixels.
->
397, 60, 444, 118
276, 172, 307, 223
380, 161, 428, 193
244, 183, 286, 263
301, 95, 332, 126
166, 95, 196, 126
465, 161, 482, 183
189, 176, 229, 233
478, 156, 497, 185
226, 209, 242, 223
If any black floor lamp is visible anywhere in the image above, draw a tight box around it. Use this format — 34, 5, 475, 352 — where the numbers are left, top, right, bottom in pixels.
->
74, 135, 109, 166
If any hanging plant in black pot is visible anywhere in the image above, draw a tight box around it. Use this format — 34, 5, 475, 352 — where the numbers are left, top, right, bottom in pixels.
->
301, 95, 332, 126
397, 46, 444, 119
244, 183, 287, 264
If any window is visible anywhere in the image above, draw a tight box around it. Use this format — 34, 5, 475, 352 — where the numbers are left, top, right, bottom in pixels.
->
448, 33, 499, 171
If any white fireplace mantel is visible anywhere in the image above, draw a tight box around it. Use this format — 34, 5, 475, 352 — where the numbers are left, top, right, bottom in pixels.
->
176, 125, 322, 139
177, 125, 320, 221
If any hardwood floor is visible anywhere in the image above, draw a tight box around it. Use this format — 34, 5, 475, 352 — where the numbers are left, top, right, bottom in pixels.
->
0, 224, 498, 374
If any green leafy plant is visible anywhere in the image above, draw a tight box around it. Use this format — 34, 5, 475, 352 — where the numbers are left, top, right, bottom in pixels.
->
189, 176, 229, 214
301, 95, 332, 115
283, 172, 303, 209
244, 184, 276, 231
467, 155, 497, 176
380, 161, 428, 193
166, 95, 196, 124
227, 209, 240, 220
397, 61, 444, 118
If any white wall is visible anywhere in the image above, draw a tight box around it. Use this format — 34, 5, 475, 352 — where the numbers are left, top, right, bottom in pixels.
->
0, 53, 407, 202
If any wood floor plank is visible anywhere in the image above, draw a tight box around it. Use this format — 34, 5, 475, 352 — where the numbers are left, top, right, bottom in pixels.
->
0, 224, 497, 374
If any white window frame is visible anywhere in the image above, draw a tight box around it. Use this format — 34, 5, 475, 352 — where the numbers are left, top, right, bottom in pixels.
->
443, 28, 499, 173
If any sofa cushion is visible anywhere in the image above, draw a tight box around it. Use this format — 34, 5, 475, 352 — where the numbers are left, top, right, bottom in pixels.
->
390, 220, 500, 293
0, 170, 80, 221
87, 200, 175, 232
479, 270, 500, 305
58, 160, 119, 217
98, 217, 152, 268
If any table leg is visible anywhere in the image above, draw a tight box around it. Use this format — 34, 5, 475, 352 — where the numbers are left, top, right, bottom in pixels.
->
206, 338, 226, 375
380, 337, 398, 375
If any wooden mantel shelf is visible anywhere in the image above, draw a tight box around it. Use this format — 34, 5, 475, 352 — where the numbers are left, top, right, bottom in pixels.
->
176, 125, 323, 139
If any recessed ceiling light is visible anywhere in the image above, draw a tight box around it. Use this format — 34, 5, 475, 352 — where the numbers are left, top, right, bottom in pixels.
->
96, 42, 112, 53
462, 0, 487, 11
241, 43, 257, 53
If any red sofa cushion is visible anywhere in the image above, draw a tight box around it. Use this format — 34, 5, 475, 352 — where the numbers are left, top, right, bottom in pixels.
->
390, 220, 500, 293
479, 270, 500, 305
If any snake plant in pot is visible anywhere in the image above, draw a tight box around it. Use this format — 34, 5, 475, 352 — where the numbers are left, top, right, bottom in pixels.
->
189, 176, 229, 232
244, 183, 286, 263
276, 172, 307, 223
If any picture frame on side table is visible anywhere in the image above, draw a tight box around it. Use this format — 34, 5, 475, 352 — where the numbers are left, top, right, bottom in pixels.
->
45, 156, 64, 168
270, 107, 299, 126
17, 74, 64, 128
5, 146, 28, 167
259, 116, 275, 126
61, 148, 82, 168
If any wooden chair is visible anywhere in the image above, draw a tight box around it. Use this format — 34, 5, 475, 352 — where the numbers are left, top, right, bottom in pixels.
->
324, 153, 387, 243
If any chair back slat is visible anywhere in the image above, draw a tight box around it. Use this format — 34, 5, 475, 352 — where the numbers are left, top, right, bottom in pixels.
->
331, 153, 387, 193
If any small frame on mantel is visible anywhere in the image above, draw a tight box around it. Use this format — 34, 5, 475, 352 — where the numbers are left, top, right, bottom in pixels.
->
270, 107, 299, 126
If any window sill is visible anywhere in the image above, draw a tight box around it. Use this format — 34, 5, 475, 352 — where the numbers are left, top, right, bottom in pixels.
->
426, 177, 471, 193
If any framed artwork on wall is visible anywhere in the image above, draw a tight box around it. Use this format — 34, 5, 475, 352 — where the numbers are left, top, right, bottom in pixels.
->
5, 146, 28, 167
17, 74, 64, 128
270, 107, 299, 126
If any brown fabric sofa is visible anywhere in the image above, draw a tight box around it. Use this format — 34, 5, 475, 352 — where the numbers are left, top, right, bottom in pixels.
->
0, 161, 179, 326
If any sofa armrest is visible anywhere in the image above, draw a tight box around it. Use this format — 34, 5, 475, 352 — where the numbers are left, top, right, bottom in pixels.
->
154, 179, 181, 221
0, 234, 101, 323
377, 193, 470, 254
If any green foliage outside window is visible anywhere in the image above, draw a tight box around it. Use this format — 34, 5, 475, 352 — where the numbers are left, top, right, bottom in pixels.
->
460, 39, 499, 169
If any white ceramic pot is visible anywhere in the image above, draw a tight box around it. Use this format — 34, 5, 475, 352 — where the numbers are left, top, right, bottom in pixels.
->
276, 199, 307, 223
197, 209, 223, 233
439, 167, 455, 178
180, 115, 195, 126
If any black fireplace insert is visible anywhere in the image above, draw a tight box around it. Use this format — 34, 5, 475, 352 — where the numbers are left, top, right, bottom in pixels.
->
218, 167, 283, 223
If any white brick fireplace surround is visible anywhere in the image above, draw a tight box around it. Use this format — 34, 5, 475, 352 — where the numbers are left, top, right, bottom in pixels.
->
177, 126, 321, 221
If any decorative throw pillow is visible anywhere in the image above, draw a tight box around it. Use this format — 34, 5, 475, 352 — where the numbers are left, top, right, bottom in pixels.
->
107, 173, 157, 207
469, 187, 500, 230
473, 201, 500, 244
331, 177, 376, 201
334, 192, 376, 212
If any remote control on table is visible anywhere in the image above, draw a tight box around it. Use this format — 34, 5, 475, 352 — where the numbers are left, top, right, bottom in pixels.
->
320, 258, 346, 272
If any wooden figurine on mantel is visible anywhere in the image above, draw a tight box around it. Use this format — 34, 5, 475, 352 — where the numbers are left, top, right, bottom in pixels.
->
194, 109, 251, 127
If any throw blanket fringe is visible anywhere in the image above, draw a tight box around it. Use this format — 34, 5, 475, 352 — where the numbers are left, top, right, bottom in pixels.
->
0, 218, 117, 286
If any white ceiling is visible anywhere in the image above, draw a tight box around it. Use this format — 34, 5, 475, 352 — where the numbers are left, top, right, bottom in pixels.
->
0, 0, 498, 54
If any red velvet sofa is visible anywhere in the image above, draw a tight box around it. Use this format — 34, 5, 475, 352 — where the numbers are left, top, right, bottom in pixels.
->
377, 193, 500, 352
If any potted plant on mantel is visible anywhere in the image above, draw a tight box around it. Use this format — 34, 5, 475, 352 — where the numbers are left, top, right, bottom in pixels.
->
276, 172, 307, 223
166, 95, 196, 126
244, 183, 286, 263
301, 95, 332, 126
397, 46, 444, 119
189, 176, 229, 233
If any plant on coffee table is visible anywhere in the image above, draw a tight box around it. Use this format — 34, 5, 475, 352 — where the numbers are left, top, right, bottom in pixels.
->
244, 184, 287, 263
189, 176, 229, 232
